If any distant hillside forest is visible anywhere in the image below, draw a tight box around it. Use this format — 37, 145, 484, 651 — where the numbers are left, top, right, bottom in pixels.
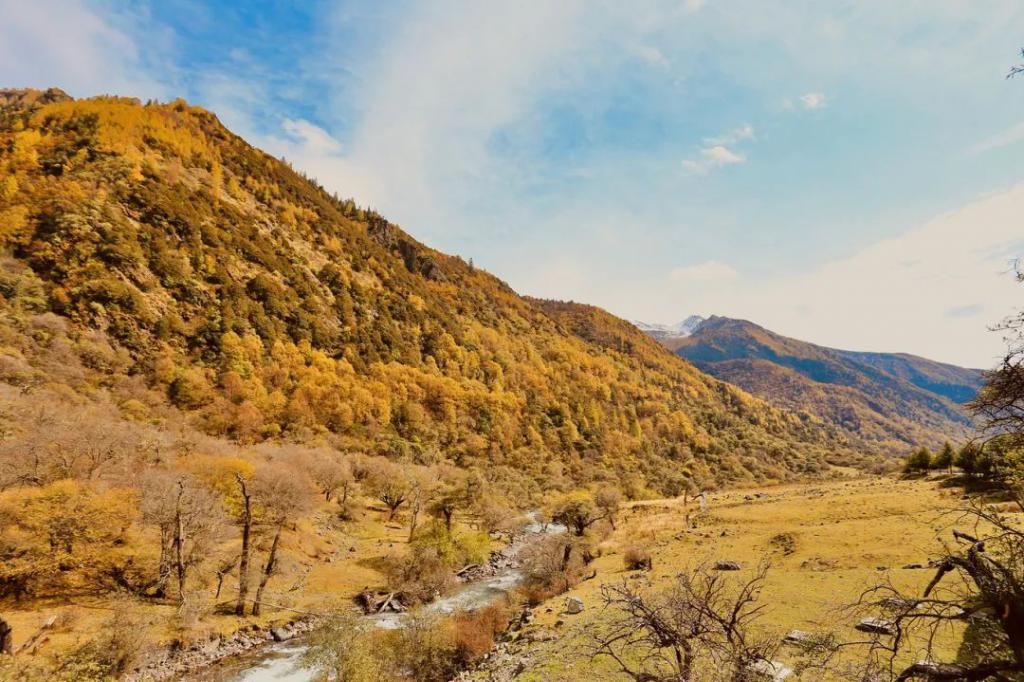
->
670, 316, 983, 454
0, 88, 876, 505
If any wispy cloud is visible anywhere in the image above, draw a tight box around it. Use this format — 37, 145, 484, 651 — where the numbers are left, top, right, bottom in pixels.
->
969, 120, 1024, 155
281, 119, 342, 154
0, 0, 168, 99
654, 184, 1024, 366
683, 125, 752, 174
799, 92, 828, 109
669, 260, 739, 283
704, 123, 755, 146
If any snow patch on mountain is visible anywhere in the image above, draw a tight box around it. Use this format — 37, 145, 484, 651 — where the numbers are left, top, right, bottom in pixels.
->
632, 315, 707, 337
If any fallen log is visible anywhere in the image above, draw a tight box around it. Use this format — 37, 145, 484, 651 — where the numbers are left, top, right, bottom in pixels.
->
377, 592, 396, 613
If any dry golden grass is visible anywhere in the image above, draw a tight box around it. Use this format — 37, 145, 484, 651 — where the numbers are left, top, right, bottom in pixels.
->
0, 499, 471, 665
513, 474, 1006, 681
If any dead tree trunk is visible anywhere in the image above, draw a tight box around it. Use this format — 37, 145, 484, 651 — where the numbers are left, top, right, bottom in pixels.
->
442, 507, 453, 532
215, 555, 239, 599
173, 479, 187, 607
153, 523, 173, 598
235, 473, 253, 617
0, 616, 12, 655
252, 524, 282, 617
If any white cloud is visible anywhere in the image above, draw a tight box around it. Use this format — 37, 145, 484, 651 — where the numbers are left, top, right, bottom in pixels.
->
0, 0, 166, 99
702, 145, 744, 164
653, 184, 1024, 367
682, 143, 746, 174
261, 0, 600, 241
969, 120, 1024, 155
669, 260, 739, 284
281, 119, 343, 155
704, 123, 754, 146
799, 92, 828, 109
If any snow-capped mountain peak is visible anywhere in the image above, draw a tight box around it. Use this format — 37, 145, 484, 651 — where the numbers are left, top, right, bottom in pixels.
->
632, 315, 706, 337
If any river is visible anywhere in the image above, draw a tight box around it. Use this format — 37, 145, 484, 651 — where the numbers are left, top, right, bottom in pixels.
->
203, 515, 565, 682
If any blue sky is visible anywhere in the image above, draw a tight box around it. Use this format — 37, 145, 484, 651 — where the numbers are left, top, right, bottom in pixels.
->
2, 1, 1023, 367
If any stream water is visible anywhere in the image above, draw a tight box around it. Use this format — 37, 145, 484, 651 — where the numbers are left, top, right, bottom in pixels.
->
205, 516, 565, 682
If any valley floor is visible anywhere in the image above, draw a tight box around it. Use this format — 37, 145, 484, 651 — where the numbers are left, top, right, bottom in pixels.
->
1, 475, 999, 681
481, 475, 987, 681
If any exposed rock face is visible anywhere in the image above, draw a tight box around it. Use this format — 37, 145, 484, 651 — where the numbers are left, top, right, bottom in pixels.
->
565, 597, 584, 614
0, 87, 73, 109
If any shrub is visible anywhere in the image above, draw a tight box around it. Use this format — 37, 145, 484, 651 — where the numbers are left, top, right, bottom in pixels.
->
382, 545, 455, 604
769, 532, 796, 556
412, 521, 491, 568
623, 546, 652, 571
451, 602, 511, 665
54, 608, 150, 681
394, 615, 460, 682
302, 612, 388, 682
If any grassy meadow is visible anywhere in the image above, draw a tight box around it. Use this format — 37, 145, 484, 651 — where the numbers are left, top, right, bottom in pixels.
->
502, 474, 992, 681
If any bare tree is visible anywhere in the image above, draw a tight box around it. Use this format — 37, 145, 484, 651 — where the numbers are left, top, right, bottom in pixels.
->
595, 485, 624, 531
235, 472, 253, 617
367, 459, 410, 522
587, 562, 778, 682
250, 465, 313, 616
847, 504, 1024, 681
406, 466, 439, 542
305, 450, 353, 503
1009, 48, 1024, 79
428, 469, 467, 533
141, 470, 223, 605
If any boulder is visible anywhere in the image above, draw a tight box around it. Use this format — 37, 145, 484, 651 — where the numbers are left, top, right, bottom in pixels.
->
270, 627, 292, 642
565, 597, 585, 614
782, 630, 816, 645
856, 618, 896, 636
748, 659, 794, 681
714, 560, 741, 571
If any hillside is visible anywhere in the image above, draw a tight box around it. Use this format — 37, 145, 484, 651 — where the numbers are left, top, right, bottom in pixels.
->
0, 89, 862, 496
666, 316, 981, 453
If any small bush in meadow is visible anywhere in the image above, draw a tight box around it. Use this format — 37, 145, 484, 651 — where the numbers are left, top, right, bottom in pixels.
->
623, 546, 652, 571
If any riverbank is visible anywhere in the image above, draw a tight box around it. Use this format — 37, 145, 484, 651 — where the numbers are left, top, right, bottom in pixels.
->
125, 616, 319, 682
131, 517, 563, 681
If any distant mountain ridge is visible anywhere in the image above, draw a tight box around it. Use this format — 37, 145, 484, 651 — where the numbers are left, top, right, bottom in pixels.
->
638, 315, 982, 453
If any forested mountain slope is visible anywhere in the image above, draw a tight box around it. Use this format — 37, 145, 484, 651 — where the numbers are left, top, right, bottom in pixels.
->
0, 89, 858, 495
670, 316, 981, 453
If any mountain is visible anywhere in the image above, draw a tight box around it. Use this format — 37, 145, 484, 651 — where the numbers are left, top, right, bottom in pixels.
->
661, 316, 983, 453
631, 315, 706, 347
0, 89, 866, 496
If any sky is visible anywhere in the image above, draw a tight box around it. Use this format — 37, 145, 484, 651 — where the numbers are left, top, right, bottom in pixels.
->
2, 1, 1023, 368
